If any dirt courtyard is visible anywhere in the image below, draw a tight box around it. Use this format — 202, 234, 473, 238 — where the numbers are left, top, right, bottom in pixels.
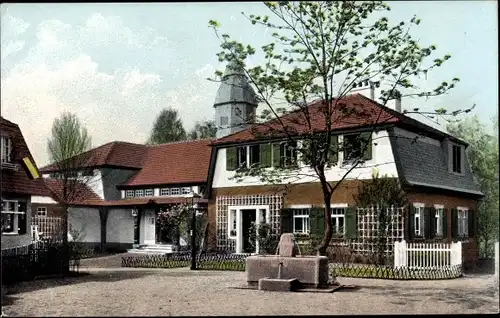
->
2, 267, 498, 316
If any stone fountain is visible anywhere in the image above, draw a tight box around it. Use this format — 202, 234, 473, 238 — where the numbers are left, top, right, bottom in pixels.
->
246, 233, 335, 292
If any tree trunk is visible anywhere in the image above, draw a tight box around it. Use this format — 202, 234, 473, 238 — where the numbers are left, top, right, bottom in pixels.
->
317, 173, 333, 256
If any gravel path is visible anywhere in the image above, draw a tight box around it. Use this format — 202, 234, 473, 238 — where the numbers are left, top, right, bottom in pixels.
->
2, 268, 498, 316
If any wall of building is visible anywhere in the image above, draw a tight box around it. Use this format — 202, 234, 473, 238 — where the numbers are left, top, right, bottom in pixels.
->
212, 130, 397, 189
31, 203, 65, 218
68, 207, 101, 243
100, 168, 138, 201
107, 208, 135, 246
406, 191, 479, 268
1, 194, 32, 249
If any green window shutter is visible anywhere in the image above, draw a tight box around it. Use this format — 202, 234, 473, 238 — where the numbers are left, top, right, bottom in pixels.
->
328, 135, 339, 166
344, 207, 357, 239
468, 209, 475, 238
442, 208, 448, 239
424, 207, 432, 239
259, 143, 272, 168
226, 147, 237, 171
272, 143, 282, 168
309, 207, 325, 240
407, 205, 415, 241
361, 132, 372, 161
280, 209, 293, 234
451, 208, 458, 240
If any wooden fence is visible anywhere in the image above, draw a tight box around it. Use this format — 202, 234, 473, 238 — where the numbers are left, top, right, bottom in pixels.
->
1, 240, 69, 284
394, 240, 462, 269
31, 216, 65, 242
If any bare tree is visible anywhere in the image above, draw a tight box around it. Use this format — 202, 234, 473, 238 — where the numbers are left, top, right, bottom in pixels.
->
209, 1, 473, 255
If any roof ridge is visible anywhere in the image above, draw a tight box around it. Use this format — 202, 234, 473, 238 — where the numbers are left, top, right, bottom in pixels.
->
148, 138, 214, 147
354, 93, 466, 144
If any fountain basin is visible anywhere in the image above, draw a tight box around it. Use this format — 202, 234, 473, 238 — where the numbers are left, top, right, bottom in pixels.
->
258, 278, 300, 292
246, 255, 329, 288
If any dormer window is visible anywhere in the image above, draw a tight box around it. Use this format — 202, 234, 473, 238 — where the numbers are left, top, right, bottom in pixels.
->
452, 144, 462, 173
343, 132, 372, 164
1, 136, 13, 163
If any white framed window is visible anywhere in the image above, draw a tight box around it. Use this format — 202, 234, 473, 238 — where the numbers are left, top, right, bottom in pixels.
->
228, 209, 237, 238
126, 190, 134, 198
457, 207, 469, 237
37, 207, 47, 217
181, 187, 191, 195
1, 200, 27, 234
144, 189, 154, 197
135, 189, 144, 197
292, 209, 310, 234
1, 136, 13, 163
331, 207, 346, 235
160, 188, 169, 196
413, 203, 425, 237
434, 205, 444, 237
170, 188, 180, 196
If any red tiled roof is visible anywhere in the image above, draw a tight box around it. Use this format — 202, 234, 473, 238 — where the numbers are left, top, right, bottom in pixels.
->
123, 139, 213, 187
40, 141, 147, 173
1, 117, 51, 196
211, 94, 401, 145
43, 179, 104, 205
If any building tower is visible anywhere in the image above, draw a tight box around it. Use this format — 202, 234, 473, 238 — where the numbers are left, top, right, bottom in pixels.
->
213, 61, 259, 139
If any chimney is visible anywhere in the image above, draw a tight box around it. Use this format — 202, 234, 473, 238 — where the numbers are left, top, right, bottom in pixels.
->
388, 89, 402, 113
349, 80, 378, 100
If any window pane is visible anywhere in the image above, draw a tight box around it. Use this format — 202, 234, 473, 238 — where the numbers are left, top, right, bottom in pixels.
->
250, 145, 260, 166
294, 217, 303, 233
338, 217, 344, 233
1, 213, 14, 232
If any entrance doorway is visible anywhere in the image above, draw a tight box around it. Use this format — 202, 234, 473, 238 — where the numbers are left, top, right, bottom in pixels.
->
241, 209, 256, 253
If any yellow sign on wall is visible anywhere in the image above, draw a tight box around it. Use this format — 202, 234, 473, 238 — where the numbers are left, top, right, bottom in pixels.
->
22, 157, 40, 179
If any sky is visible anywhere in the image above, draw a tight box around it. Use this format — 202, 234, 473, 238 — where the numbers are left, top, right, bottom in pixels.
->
1, 1, 498, 166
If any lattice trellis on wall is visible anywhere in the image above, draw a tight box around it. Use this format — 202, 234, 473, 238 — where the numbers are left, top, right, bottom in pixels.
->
216, 194, 284, 252
346, 206, 405, 255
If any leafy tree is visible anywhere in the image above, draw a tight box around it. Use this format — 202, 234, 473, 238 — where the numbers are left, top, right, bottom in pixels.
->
209, 1, 471, 255
46, 111, 93, 271
447, 115, 499, 258
148, 108, 187, 144
189, 120, 217, 140
355, 169, 408, 265
47, 112, 93, 210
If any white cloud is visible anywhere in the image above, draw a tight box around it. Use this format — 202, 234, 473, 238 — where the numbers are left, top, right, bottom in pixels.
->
1, 14, 30, 61
0, 13, 171, 166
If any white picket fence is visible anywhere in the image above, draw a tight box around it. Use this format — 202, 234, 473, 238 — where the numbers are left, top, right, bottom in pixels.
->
31, 216, 65, 242
394, 240, 462, 269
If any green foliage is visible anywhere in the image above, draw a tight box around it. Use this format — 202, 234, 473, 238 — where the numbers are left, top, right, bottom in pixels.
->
47, 111, 92, 165
247, 221, 280, 254
354, 170, 407, 265
355, 169, 407, 208
67, 227, 93, 260
148, 108, 187, 144
447, 115, 499, 258
209, 1, 463, 255
188, 120, 217, 140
